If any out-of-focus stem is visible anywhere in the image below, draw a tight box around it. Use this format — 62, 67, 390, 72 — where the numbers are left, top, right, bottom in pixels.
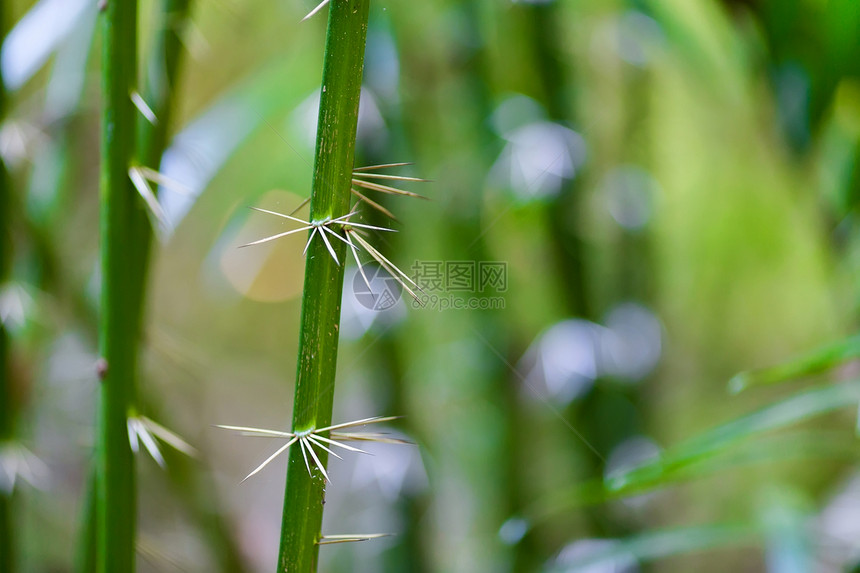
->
525, 3, 589, 319
0, 1, 16, 570
130, 0, 192, 341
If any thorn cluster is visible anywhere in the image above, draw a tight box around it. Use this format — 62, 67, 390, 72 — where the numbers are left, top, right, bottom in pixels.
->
127, 415, 197, 468
243, 162, 429, 304
0, 442, 47, 493
241, 208, 390, 260
128, 166, 192, 237
217, 416, 409, 483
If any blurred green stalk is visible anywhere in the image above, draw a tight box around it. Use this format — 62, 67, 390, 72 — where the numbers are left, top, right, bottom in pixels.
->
131, 0, 191, 333
277, 1, 370, 570
81, 2, 247, 572
0, 1, 14, 569
97, 0, 139, 569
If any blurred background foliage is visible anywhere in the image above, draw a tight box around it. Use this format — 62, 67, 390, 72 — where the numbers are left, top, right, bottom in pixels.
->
2, 0, 860, 571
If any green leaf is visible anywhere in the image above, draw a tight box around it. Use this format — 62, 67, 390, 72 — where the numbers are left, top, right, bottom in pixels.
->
729, 334, 860, 393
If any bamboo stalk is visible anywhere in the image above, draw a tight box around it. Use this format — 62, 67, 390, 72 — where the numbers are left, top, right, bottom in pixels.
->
70, 2, 247, 568
96, 0, 139, 568
277, 1, 370, 570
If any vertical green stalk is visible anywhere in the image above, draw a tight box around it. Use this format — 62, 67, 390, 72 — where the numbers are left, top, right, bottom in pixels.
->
97, 0, 139, 569
387, 1, 511, 567
524, 2, 589, 319
0, 2, 15, 569
277, 1, 370, 570
131, 0, 192, 334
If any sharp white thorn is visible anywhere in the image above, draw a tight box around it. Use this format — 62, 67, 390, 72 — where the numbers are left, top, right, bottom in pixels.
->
341, 221, 397, 232
249, 206, 311, 226
128, 419, 140, 454
304, 437, 331, 482
303, 227, 319, 256
131, 91, 158, 125
353, 162, 413, 172
299, 437, 313, 477
138, 167, 192, 195
317, 416, 398, 433
306, 434, 343, 460
129, 167, 170, 234
216, 424, 295, 438
317, 224, 340, 264
239, 226, 313, 248
344, 232, 372, 292
311, 433, 370, 455
301, 0, 329, 21
141, 417, 198, 457
241, 438, 297, 482
137, 425, 166, 468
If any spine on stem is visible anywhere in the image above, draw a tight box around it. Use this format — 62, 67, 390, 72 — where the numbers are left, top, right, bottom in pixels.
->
277, 1, 370, 571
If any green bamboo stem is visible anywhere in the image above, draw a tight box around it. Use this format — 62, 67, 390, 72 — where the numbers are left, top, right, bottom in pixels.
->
66, 3, 245, 567
277, 1, 370, 570
97, 0, 139, 569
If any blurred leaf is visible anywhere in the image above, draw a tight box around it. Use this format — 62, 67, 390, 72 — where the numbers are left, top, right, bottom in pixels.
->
729, 335, 860, 393
1, 0, 94, 91
643, 0, 748, 100
159, 55, 318, 235
663, 381, 860, 465
532, 382, 860, 519
548, 523, 758, 572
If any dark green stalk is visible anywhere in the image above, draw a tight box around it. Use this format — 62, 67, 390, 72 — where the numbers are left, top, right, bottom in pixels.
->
387, 1, 513, 567
522, 3, 621, 557
75, 466, 97, 573
97, 0, 139, 569
277, 1, 370, 570
0, 492, 10, 573
524, 2, 589, 319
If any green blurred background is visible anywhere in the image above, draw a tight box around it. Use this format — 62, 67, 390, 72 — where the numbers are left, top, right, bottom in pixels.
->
3, 0, 860, 571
